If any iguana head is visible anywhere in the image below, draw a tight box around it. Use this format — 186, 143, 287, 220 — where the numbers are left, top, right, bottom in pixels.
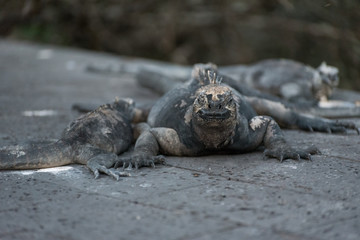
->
317, 62, 339, 87
112, 97, 136, 117
314, 62, 339, 100
191, 68, 237, 148
192, 85, 237, 127
192, 67, 237, 126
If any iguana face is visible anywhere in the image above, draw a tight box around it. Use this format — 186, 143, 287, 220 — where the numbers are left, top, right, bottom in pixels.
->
192, 85, 237, 128
191, 84, 237, 149
112, 97, 135, 118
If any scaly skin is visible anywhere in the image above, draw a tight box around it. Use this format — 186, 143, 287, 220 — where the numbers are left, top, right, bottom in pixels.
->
134, 61, 360, 118
0, 98, 159, 180
117, 64, 331, 167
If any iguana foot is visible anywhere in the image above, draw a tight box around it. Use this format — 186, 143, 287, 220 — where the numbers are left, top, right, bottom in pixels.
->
114, 154, 166, 170
87, 154, 131, 180
297, 116, 359, 134
88, 164, 130, 180
264, 145, 320, 162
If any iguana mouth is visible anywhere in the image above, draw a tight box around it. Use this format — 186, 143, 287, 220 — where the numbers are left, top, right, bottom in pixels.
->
198, 109, 231, 120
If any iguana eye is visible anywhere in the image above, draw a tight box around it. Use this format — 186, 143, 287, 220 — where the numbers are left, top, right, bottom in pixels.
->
197, 93, 207, 105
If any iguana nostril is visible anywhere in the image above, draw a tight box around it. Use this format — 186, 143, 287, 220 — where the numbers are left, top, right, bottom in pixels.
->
207, 100, 223, 110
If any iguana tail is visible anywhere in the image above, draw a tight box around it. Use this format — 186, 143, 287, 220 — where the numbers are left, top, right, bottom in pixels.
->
136, 69, 185, 95
307, 106, 360, 119
0, 140, 72, 170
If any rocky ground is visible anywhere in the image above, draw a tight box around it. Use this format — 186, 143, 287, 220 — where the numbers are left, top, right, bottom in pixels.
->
0, 39, 359, 240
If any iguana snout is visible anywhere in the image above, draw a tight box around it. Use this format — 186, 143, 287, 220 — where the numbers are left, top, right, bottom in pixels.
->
197, 96, 232, 120
198, 107, 231, 120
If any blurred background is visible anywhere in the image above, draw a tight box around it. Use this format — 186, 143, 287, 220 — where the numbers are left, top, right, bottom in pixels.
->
1, 0, 359, 90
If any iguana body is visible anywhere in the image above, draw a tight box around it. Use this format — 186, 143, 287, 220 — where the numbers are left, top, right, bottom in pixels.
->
116, 64, 358, 166
92, 58, 338, 106
0, 98, 158, 179
87, 58, 360, 117
221, 59, 339, 105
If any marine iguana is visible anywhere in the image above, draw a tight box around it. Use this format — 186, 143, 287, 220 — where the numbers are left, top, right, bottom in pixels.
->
87, 58, 340, 107
0, 98, 161, 179
88, 57, 360, 118
220, 59, 339, 105
115, 64, 358, 167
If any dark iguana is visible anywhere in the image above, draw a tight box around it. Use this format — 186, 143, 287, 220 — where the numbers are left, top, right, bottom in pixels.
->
88, 58, 339, 105
134, 59, 338, 104
0, 98, 161, 179
92, 58, 355, 118
115, 64, 358, 166
220, 59, 339, 105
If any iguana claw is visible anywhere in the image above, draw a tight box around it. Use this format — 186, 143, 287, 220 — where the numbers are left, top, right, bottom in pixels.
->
114, 154, 165, 170
264, 145, 319, 162
87, 156, 131, 180
86, 153, 132, 180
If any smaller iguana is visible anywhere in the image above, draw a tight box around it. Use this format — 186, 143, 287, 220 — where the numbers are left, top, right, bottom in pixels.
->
0, 98, 162, 179
87, 58, 340, 107
220, 59, 339, 105
115, 64, 358, 167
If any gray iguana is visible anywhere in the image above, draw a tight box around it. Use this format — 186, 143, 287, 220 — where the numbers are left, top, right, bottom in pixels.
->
0, 98, 161, 179
220, 59, 339, 105
88, 58, 341, 107
114, 64, 358, 167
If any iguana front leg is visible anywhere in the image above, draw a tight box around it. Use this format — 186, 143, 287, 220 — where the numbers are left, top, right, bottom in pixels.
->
247, 116, 320, 162
114, 124, 167, 169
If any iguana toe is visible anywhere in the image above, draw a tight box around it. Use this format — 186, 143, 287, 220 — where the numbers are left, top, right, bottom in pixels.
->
87, 156, 130, 180
115, 154, 165, 170
264, 145, 319, 162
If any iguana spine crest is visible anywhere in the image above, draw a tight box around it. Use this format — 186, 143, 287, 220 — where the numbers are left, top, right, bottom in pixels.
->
206, 70, 222, 85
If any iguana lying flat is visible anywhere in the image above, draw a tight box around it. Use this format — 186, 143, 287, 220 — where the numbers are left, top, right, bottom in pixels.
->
0, 98, 161, 179
115, 64, 358, 167
88, 58, 339, 107
220, 59, 339, 105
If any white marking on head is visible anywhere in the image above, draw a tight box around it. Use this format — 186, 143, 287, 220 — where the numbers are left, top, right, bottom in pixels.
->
318, 62, 338, 76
